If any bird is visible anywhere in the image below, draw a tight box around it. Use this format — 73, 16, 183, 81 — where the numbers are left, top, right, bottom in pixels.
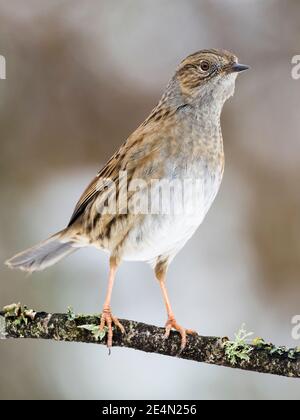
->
6, 49, 249, 351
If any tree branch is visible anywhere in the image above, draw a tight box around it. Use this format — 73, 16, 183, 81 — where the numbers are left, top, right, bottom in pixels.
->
1, 303, 299, 378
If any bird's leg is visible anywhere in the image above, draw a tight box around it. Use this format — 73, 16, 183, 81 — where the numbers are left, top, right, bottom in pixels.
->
156, 263, 195, 352
99, 257, 125, 350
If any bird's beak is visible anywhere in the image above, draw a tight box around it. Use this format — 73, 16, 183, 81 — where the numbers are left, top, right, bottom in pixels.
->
231, 63, 250, 73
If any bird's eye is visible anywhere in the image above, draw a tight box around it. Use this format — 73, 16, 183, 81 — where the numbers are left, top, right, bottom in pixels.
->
200, 60, 210, 72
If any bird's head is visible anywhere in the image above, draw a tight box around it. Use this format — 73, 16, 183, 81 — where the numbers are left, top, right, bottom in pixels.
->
174, 49, 249, 107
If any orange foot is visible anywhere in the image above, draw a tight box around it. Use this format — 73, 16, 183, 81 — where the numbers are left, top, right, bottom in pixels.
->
164, 317, 196, 352
99, 307, 125, 350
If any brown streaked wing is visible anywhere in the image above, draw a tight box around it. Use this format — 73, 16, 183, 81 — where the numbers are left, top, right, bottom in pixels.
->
67, 110, 169, 227
68, 151, 123, 227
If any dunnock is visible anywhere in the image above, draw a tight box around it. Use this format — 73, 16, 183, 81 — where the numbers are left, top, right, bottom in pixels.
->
6, 49, 249, 350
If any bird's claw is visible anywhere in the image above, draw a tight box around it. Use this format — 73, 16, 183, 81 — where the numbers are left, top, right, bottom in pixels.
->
164, 317, 196, 353
99, 307, 125, 350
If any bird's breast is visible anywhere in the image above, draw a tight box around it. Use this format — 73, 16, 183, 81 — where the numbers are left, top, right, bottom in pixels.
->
120, 150, 224, 263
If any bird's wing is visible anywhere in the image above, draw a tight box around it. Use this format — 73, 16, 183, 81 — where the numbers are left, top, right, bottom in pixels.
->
67, 119, 168, 227
68, 148, 125, 227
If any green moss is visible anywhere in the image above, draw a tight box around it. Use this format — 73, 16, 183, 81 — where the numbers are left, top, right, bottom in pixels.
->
3, 302, 21, 317
252, 337, 300, 359
3, 303, 36, 326
77, 324, 108, 341
67, 306, 76, 321
223, 324, 253, 365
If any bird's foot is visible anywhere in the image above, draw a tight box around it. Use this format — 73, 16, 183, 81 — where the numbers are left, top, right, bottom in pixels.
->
100, 307, 125, 351
164, 316, 196, 352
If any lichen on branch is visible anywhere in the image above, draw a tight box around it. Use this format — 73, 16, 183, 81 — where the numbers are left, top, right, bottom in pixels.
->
1, 303, 300, 378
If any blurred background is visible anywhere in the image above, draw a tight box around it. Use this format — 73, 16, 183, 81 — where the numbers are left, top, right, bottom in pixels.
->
0, 0, 300, 400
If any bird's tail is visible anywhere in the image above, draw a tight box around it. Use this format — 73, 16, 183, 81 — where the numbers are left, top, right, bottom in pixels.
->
5, 229, 78, 272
